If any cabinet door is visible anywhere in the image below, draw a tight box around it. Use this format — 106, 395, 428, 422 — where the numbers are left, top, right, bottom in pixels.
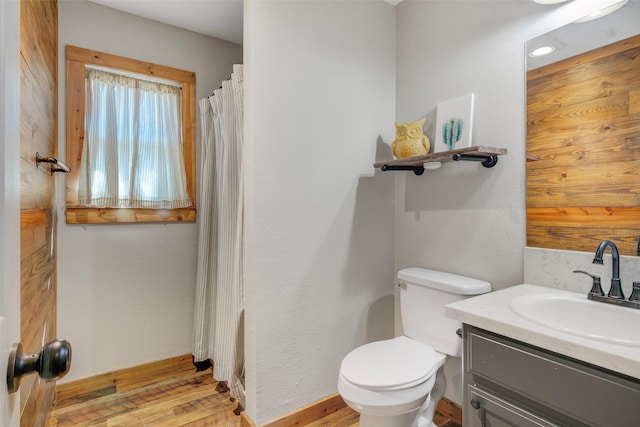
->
467, 386, 559, 427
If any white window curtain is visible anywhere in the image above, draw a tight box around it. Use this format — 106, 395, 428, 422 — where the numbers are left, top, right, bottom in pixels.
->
193, 64, 245, 404
79, 68, 192, 209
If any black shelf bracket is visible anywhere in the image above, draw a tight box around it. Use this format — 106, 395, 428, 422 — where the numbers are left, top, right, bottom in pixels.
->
381, 165, 425, 175
452, 153, 498, 168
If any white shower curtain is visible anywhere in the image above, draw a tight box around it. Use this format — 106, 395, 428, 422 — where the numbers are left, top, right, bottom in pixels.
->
193, 64, 244, 403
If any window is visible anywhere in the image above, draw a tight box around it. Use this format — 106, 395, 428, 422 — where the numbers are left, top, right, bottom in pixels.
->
66, 45, 196, 224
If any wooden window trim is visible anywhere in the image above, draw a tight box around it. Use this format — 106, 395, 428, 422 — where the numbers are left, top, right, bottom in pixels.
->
65, 45, 196, 224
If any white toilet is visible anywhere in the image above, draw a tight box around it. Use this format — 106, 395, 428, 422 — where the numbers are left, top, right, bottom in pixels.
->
337, 267, 491, 427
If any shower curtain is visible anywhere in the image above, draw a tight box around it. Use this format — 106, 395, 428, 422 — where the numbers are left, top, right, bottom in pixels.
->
193, 64, 244, 403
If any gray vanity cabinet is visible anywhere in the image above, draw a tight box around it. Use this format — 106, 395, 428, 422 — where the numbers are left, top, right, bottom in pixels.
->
467, 385, 557, 427
463, 325, 640, 427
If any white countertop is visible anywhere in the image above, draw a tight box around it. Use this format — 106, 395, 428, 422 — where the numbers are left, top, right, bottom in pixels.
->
445, 284, 640, 380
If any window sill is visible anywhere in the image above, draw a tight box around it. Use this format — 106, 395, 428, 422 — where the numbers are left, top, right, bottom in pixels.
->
66, 206, 196, 224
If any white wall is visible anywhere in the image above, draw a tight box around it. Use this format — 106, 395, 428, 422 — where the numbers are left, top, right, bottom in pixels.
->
394, 0, 629, 405
244, 1, 396, 423
57, 1, 242, 382
0, 1, 21, 425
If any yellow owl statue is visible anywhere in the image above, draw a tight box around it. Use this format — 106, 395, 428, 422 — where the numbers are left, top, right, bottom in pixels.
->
392, 117, 430, 159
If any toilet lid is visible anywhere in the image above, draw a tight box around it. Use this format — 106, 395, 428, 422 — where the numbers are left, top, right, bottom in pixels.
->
340, 336, 436, 390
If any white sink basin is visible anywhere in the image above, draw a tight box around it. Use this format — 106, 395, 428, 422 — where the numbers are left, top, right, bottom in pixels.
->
509, 292, 640, 347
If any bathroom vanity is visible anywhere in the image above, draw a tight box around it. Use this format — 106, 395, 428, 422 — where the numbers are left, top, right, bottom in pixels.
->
445, 285, 640, 427
464, 326, 640, 426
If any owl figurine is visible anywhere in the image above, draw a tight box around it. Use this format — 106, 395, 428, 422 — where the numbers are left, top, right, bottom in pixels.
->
392, 117, 430, 159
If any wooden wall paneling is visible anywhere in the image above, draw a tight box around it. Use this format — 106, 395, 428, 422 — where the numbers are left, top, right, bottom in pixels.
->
527, 34, 640, 80
20, 0, 58, 425
526, 165, 640, 207
526, 126, 640, 160
527, 47, 640, 104
527, 224, 640, 254
526, 34, 640, 255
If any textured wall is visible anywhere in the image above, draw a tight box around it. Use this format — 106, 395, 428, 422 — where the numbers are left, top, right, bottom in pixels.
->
244, 1, 396, 423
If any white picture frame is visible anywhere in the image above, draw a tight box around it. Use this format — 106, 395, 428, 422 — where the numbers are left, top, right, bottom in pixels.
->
434, 93, 475, 153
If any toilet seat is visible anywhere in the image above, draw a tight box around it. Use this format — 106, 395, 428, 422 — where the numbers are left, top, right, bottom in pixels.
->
340, 336, 436, 390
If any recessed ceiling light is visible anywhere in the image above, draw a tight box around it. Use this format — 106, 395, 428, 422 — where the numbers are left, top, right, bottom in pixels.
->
529, 46, 556, 57
574, 0, 628, 22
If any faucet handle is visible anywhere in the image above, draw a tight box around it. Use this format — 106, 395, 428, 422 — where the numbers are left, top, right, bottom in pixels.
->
572, 270, 605, 296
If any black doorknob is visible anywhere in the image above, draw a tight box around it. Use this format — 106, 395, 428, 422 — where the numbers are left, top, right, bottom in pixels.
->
6, 339, 72, 393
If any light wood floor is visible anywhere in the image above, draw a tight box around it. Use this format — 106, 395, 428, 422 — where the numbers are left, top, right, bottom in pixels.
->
46, 367, 460, 427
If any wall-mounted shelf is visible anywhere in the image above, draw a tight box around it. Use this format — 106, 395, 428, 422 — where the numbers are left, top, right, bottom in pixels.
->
374, 146, 507, 175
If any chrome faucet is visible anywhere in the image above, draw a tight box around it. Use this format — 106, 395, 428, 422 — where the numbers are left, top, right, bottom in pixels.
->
593, 240, 625, 299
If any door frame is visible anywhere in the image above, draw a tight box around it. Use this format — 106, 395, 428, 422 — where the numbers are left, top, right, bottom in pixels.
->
0, 0, 22, 425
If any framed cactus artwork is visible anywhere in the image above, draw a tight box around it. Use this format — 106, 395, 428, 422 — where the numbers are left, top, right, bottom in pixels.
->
434, 93, 475, 153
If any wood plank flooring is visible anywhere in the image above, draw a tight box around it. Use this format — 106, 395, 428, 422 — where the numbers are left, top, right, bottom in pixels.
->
46, 367, 461, 427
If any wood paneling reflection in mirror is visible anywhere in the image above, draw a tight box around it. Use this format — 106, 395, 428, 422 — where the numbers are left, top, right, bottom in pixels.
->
527, 34, 640, 255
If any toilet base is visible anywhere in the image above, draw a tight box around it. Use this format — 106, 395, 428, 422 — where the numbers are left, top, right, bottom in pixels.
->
358, 397, 437, 427
359, 410, 423, 427
356, 366, 446, 427
358, 403, 436, 427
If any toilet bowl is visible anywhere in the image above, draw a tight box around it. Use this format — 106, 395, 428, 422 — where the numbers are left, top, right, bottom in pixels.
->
338, 336, 447, 427
338, 268, 491, 427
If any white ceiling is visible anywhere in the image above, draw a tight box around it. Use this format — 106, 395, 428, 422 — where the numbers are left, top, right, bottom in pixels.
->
88, 0, 244, 45
86, 0, 409, 46
86, 0, 636, 51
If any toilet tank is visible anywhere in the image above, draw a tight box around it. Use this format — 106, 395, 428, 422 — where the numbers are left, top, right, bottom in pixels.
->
397, 268, 491, 357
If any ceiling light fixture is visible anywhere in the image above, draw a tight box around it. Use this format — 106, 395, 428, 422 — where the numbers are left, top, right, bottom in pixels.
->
529, 46, 556, 57
574, 0, 628, 22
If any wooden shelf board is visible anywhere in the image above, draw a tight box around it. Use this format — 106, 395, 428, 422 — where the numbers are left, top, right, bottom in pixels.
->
374, 146, 507, 168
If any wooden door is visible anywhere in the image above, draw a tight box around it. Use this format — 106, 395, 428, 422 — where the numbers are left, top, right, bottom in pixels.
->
20, 0, 59, 425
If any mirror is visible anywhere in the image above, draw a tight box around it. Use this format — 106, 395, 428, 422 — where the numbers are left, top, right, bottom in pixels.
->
526, 2, 640, 255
